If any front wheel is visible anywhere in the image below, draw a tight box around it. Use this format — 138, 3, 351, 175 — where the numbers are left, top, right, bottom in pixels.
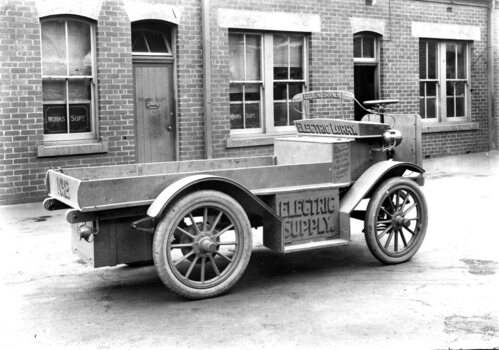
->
365, 177, 428, 264
153, 190, 252, 299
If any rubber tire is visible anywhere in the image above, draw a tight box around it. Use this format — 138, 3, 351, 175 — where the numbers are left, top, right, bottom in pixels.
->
152, 190, 252, 299
364, 177, 428, 264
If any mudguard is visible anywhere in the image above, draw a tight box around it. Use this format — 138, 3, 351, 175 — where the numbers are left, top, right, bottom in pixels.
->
147, 174, 281, 223
340, 160, 424, 216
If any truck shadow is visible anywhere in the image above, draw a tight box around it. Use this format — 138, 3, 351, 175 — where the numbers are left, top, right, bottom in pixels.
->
88, 238, 380, 304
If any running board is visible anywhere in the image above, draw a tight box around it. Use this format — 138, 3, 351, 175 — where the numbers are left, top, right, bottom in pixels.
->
283, 239, 350, 253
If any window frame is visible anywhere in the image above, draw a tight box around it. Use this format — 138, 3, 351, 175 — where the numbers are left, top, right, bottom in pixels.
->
419, 39, 471, 123
228, 31, 309, 137
40, 17, 98, 142
353, 33, 378, 64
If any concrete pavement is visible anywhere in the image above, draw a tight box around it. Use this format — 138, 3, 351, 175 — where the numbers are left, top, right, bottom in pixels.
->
1, 151, 498, 349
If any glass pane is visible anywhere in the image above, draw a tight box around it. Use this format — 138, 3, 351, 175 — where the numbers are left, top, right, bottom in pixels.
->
69, 104, 91, 133
428, 41, 437, 79
230, 103, 243, 129
273, 102, 287, 126
419, 98, 425, 117
289, 102, 302, 124
274, 35, 288, 80
42, 20, 66, 76
420, 83, 425, 97
457, 43, 466, 79
245, 35, 261, 80
447, 97, 455, 117
455, 97, 465, 117
289, 36, 303, 79
43, 80, 66, 102
289, 83, 302, 100
229, 84, 243, 102
245, 84, 260, 101
132, 32, 148, 52
68, 21, 91, 76
447, 82, 455, 96
363, 35, 375, 58
419, 41, 427, 79
354, 36, 362, 58
44, 104, 67, 134
273, 83, 287, 100
229, 34, 244, 81
446, 44, 456, 79
427, 82, 437, 96
69, 80, 91, 101
427, 98, 436, 119
455, 81, 466, 96
145, 31, 168, 53
245, 103, 260, 128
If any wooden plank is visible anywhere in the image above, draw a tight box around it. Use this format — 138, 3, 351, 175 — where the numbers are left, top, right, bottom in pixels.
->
62, 156, 274, 179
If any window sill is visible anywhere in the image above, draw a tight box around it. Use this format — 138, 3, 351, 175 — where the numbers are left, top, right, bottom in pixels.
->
37, 139, 108, 157
226, 132, 296, 148
421, 122, 479, 134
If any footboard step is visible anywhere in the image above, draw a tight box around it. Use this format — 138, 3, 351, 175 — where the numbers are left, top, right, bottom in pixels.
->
284, 239, 349, 253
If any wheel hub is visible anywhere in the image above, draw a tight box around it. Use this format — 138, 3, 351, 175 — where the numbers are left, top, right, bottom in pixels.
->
193, 231, 219, 257
392, 212, 409, 229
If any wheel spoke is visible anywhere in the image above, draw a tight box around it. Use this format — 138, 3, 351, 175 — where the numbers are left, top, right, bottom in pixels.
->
174, 250, 195, 266
381, 206, 393, 218
208, 211, 224, 234
213, 223, 234, 238
184, 256, 199, 279
200, 257, 206, 283
217, 241, 237, 246
395, 190, 401, 209
399, 229, 408, 247
176, 226, 196, 240
203, 208, 208, 232
388, 195, 396, 212
403, 202, 417, 216
209, 255, 221, 276
188, 213, 201, 234
171, 243, 194, 249
400, 191, 410, 211
384, 230, 394, 249
402, 225, 416, 236
394, 228, 399, 252
377, 219, 392, 224
377, 224, 393, 240
216, 251, 233, 263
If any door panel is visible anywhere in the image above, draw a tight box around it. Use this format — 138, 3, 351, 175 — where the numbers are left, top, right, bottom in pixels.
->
134, 62, 175, 163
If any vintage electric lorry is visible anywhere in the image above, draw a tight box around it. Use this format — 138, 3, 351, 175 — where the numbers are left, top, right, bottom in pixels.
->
44, 91, 428, 299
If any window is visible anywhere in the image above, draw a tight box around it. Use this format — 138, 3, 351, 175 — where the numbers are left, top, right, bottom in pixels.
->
132, 22, 173, 55
41, 18, 96, 141
229, 32, 307, 135
419, 39, 470, 122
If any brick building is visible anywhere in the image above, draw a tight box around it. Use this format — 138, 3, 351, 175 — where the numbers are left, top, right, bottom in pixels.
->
1, 0, 498, 204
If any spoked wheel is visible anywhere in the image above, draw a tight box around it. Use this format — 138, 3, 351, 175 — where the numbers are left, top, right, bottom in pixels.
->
365, 177, 428, 264
153, 190, 252, 299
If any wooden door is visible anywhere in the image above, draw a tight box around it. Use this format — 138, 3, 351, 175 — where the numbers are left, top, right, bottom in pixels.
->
134, 61, 175, 163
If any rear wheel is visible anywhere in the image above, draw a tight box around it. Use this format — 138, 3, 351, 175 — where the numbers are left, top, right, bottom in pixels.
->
153, 190, 252, 299
364, 177, 428, 264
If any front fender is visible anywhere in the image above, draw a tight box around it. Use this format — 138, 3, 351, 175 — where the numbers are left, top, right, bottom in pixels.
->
147, 174, 281, 224
339, 160, 424, 216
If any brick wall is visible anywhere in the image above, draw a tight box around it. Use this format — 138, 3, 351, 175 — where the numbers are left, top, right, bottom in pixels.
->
0, 0, 137, 204
494, 5, 499, 150
0, 0, 494, 204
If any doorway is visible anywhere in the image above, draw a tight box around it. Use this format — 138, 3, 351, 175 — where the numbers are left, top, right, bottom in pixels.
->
353, 32, 380, 121
132, 21, 176, 163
